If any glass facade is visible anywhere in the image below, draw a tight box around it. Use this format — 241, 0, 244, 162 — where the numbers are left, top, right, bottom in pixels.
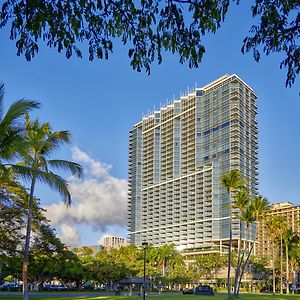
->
128, 75, 258, 252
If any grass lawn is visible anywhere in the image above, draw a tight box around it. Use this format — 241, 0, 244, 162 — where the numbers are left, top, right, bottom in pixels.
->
0, 293, 300, 300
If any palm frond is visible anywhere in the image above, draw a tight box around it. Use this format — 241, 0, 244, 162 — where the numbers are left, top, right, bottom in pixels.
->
0, 128, 23, 161
234, 189, 251, 212
48, 159, 83, 178
0, 82, 4, 120
1, 100, 40, 132
40, 131, 71, 156
239, 206, 255, 225
221, 169, 246, 193
36, 171, 71, 206
251, 195, 270, 220
9, 164, 35, 182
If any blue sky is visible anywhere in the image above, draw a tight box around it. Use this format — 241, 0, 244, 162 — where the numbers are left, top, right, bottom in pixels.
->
0, 1, 299, 246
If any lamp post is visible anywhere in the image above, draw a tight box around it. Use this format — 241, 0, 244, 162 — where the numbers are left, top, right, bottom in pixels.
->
142, 242, 148, 300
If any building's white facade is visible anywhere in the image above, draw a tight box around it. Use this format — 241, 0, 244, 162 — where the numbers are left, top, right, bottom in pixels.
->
128, 75, 258, 253
102, 235, 127, 249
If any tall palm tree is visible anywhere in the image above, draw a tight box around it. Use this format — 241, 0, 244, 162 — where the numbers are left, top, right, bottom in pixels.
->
282, 229, 299, 294
276, 219, 287, 294
266, 216, 285, 295
16, 115, 83, 300
289, 242, 300, 294
232, 188, 251, 296
236, 204, 255, 296
221, 169, 246, 298
0, 82, 39, 175
234, 195, 269, 297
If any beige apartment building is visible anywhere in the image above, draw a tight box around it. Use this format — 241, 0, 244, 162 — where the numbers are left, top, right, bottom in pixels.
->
256, 202, 300, 258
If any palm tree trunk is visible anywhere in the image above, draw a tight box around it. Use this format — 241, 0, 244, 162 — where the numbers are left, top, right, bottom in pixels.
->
233, 223, 242, 297
280, 235, 283, 294
286, 244, 289, 294
291, 266, 295, 294
236, 226, 252, 297
227, 204, 233, 298
23, 176, 36, 300
237, 244, 253, 296
272, 241, 275, 295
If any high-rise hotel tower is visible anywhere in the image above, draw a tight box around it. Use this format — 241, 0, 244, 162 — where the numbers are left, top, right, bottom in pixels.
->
128, 75, 258, 253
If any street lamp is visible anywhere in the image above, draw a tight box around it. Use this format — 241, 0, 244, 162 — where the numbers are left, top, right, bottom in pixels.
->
142, 242, 148, 300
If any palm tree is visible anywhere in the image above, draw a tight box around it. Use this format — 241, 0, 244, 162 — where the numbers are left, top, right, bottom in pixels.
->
233, 195, 269, 297
232, 188, 251, 296
236, 204, 255, 296
0, 82, 39, 175
251, 197, 269, 252
265, 217, 277, 295
282, 229, 299, 294
266, 216, 285, 295
289, 241, 300, 294
251, 195, 269, 237
16, 115, 83, 300
221, 169, 246, 298
276, 219, 287, 294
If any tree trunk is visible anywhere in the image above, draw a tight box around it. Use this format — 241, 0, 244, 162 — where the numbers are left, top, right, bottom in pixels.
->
272, 241, 276, 295
286, 244, 289, 294
236, 238, 253, 296
291, 267, 295, 294
227, 203, 233, 298
280, 235, 283, 294
22, 177, 36, 300
0, 261, 2, 284
233, 224, 242, 297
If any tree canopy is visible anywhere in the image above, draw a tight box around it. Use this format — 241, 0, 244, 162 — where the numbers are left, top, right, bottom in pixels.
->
0, 1, 299, 86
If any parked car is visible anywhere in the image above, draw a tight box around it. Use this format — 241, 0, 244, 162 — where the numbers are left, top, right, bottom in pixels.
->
182, 288, 194, 294
194, 285, 214, 295
81, 282, 95, 290
43, 284, 66, 291
0, 283, 22, 291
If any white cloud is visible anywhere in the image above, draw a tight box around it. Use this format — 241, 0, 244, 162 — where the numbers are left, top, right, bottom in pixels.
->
71, 147, 111, 179
43, 147, 128, 245
59, 224, 81, 246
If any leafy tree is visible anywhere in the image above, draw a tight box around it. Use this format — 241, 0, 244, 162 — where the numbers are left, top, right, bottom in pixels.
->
56, 250, 85, 289
221, 169, 246, 298
29, 219, 68, 290
0, 173, 36, 285
249, 256, 270, 292
94, 248, 132, 287
242, 0, 300, 87
0, 176, 27, 263
0, 1, 299, 86
16, 115, 83, 300
194, 253, 227, 281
